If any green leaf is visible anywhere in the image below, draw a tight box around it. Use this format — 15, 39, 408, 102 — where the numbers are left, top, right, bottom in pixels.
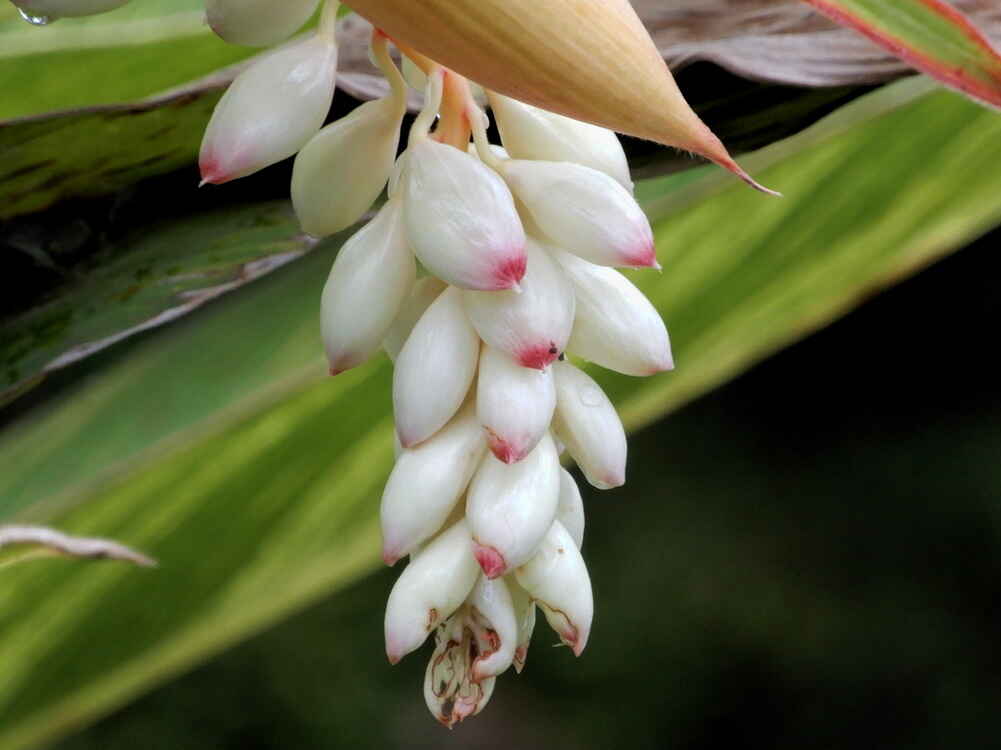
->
1, 79, 1001, 750
1, 201, 319, 405
801, 0, 1001, 108
0, 1, 257, 120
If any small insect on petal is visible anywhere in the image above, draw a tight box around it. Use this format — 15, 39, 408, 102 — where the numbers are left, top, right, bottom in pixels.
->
466, 433, 561, 578
321, 200, 415, 375
393, 287, 479, 447
552, 248, 674, 376
488, 91, 633, 193
381, 400, 487, 565
401, 138, 526, 291
385, 520, 480, 665
206, 0, 320, 47
551, 361, 628, 490
383, 276, 447, 362
463, 239, 574, 370
502, 160, 656, 269
476, 345, 556, 464
514, 520, 593, 656
199, 31, 338, 185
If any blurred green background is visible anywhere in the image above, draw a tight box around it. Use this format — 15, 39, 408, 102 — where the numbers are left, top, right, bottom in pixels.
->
38, 225, 1001, 750
3, 2, 1001, 748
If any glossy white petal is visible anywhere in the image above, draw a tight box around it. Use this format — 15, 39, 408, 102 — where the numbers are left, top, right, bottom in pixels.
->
402, 138, 526, 291
384, 520, 480, 664
199, 33, 337, 184
292, 97, 405, 237
502, 159, 656, 268
205, 0, 320, 46
553, 248, 674, 376
476, 345, 555, 463
381, 400, 487, 564
551, 361, 627, 490
463, 239, 574, 369
488, 91, 632, 192
515, 520, 594, 656
556, 468, 585, 549
383, 276, 447, 362
321, 200, 415, 374
507, 578, 537, 673
13, 0, 130, 17
393, 287, 479, 447
466, 433, 560, 578
468, 576, 518, 681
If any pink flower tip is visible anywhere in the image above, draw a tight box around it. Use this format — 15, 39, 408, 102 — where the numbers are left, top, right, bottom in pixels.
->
486, 433, 529, 464
624, 240, 658, 269
381, 547, 401, 566
516, 341, 560, 370
473, 543, 507, 579
198, 154, 234, 186
491, 252, 527, 290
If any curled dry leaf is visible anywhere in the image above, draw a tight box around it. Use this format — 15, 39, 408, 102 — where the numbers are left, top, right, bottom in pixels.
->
0, 525, 155, 568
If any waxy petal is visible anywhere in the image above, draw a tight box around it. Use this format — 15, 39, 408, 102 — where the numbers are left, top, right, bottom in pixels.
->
466, 433, 560, 578
393, 287, 479, 447
507, 578, 537, 673
206, 0, 320, 47
292, 97, 404, 237
384, 520, 480, 664
383, 276, 447, 362
476, 345, 556, 464
463, 239, 575, 369
401, 138, 526, 291
503, 160, 656, 269
321, 200, 415, 375
553, 248, 674, 376
551, 361, 627, 490
199, 32, 338, 184
381, 400, 487, 564
468, 575, 518, 681
488, 92, 632, 192
514, 520, 593, 656
556, 468, 585, 550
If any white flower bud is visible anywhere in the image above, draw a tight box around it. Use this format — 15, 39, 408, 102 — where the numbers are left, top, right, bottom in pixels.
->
199, 31, 338, 184
553, 248, 674, 376
468, 575, 518, 681
556, 468, 585, 549
424, 611, 496, 728
515, 520, 594, 656
321, 200, 415, 374
292, 34, 408, 237
292, 97, 404, 237
501, 159, 656, 269
401, 138, 526, 291
381, 400, 487, 564
551, 361, 627, 490
384, 519, 480, 664
476, 345, 555, 464
488, 92, 632, 192
507, 578, 537, 673
393, 287, 479, 447
462, 239, 574, 369
382, 276, 446, 362
466, 433, 560, 578
12, 0, 131, 18
205, 0, 320, 47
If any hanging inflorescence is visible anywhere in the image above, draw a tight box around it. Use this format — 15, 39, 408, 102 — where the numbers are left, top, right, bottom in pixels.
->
15, 0, 678, 727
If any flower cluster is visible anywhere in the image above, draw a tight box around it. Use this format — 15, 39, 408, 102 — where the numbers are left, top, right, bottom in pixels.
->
16, 0, 679, 727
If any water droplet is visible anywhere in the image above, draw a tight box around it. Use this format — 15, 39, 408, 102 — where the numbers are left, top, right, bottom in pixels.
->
17, 8, 53, 25
579, 384, 604, 407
